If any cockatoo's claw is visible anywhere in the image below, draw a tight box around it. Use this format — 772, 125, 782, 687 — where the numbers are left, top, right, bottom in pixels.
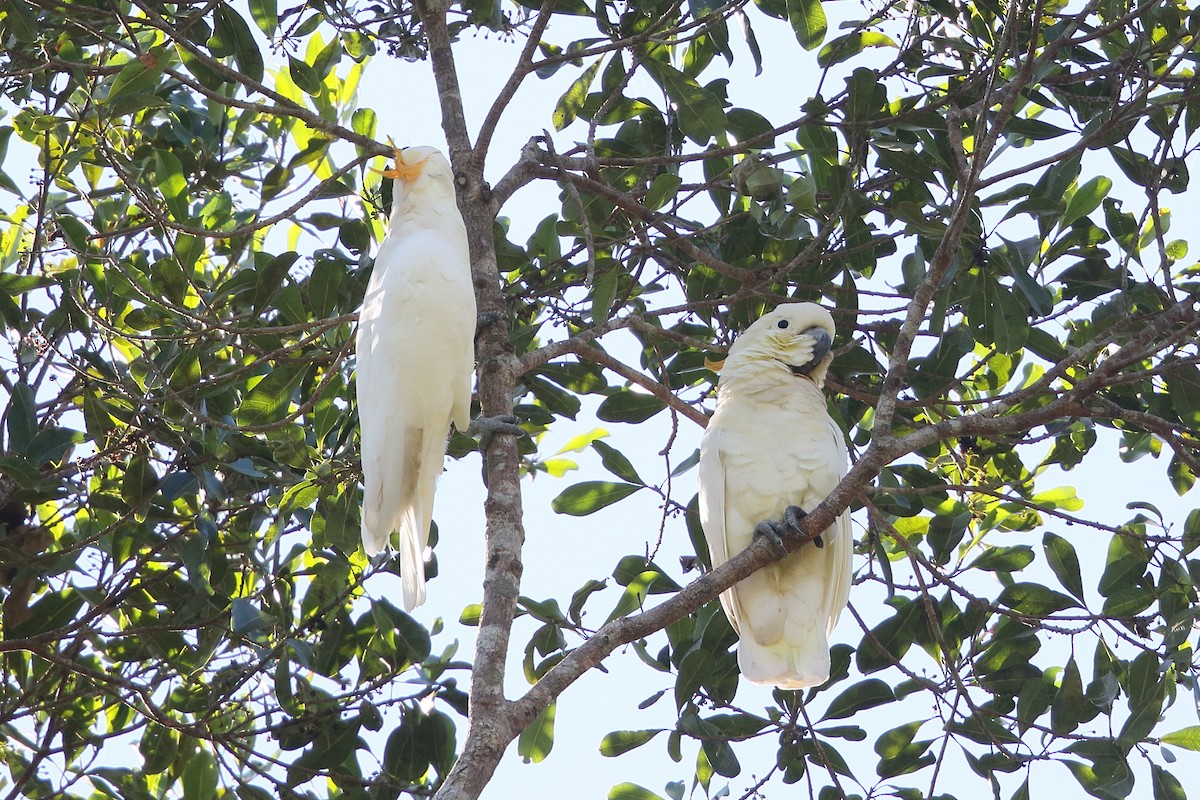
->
468, 414, 525, 449
752, 520, 790, 558
469, 414, 525, 487
781, 505, 808, 533
813, 535, 825, 549
476, 309, 505, 334
754, 505, 816, 557
679, 555, 703, 573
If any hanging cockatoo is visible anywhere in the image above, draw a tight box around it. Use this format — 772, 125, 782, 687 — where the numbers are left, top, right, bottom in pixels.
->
698, 303, 852, 688
357, 145, 476, 611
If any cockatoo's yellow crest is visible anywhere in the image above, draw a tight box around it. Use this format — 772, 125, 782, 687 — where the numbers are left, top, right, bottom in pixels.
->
698, 302, 852, 688
375, 145, 430, 183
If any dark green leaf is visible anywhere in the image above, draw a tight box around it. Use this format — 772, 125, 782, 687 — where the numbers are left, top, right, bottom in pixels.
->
821, 678, 895, 721
856, 598, 921, 673
1044, 532, 1086, 601
969, 545, 1034, 573
214, 6, 264, 83
248, 0, 277, 36
551, 481, 641, 515
5, 381, 36, 454
643, 61, 726, 144
139, 723, 179, 775
1098, 533, 1148, 596
600, 729, 664, 757
1061, 176, 1113, 229
288, 55, 322, 96
1051, 658, 1087, 735
236, 366, 305, 428
597, 390, 666, 423
181, 749, 218, 800
1151, 765, 1187, 800
592, 440, 644, 484
997, 582, 1080, 616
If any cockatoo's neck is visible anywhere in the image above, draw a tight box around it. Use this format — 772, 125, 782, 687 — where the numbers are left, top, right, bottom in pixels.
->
718, 353, 830, 406
388, 182, 463, 231
722, 342, 831, 387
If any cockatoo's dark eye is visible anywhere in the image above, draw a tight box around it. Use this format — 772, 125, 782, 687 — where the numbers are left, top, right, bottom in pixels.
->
777, 319, 789, 329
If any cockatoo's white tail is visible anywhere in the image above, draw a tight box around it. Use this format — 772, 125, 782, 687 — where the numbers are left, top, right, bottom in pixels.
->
698, 303, 852, 689
356, 145, 476, 611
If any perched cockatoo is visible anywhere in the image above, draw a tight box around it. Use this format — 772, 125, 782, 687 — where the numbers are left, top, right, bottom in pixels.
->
698, 303, 852, 688
357, 145, 476, 611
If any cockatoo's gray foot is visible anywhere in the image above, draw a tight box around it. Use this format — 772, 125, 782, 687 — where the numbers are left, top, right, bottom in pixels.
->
754, 505, 821, 555
468, 414, 524, 450
468, 414, 525, 486
476, 309, 506, 335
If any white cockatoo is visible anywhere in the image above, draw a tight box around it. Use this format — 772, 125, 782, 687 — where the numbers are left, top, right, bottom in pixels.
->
698, 303, 853, 688
357, 145, 476, 611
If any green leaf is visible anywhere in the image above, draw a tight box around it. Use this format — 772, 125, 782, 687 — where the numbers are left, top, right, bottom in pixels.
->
106, 49, 169, 104
121, 454, 159, 510
236, 366, 305, 428
592, 440, 643, 484
459, 604, 482, 626
702, 737, 740, 777
248, 0, 278, 36
856, 598, 921, 673
612, 556, 680, 593
383, 715, 423, 782
139, 723, 179, 775
5, 381, 36, 455
351, 107, 377, 139
551, 481, 641, 515
3, 0, 37, 42
645, 173, 682, 210
1151, 765, 1187, 800
1043, 532, 1086, 601
307, 256, 343, 318
1061, 176, 1112, 229
1126, 649, 1160, 708
601, 729, 664, 757
643, 61, 726, 145
517, 702, 555, 764
786, 0, 827, 50
609, 784, 666, 800
969, 545, 1034, 573
553, 59, 601, 130
1160, 726, 1200, 751
231, 598, 271, 635
288, 55, 322, 96
1051, 658, 1087, 735
817, 31, 897, 68
181, 749, 218, 800
153, 150, 189, 221
214, 6, 264, 83
821, 678, 896, 721
1098, 533, 1148, 596
591, 265, 617, 324
996, 582, 1080, 616
597, 389, 666, 423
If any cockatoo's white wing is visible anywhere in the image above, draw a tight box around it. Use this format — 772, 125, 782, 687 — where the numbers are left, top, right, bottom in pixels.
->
698, 303, 852, 689
357, 146, 475, 611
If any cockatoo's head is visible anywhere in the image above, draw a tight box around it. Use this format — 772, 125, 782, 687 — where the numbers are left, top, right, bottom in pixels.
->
379, 145, 457, 215
722, 302, 836, 387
